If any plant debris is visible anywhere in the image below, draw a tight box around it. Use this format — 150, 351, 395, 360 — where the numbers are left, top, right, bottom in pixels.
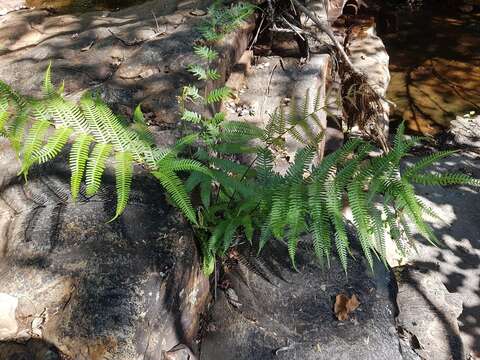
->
334, 293, 360, 321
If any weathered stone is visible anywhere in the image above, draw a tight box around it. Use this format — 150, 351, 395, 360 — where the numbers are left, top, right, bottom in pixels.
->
0, 0, 26, 15
199, 240, 404, 360
400, 151, 480, 356
0, 0, 255, 125
345, 23, 391, 136
0, 293, 18, 340
396, 267, 465, 360
0, 139, 209, 359
450, 114, 480, 149
225, 54, 330, 172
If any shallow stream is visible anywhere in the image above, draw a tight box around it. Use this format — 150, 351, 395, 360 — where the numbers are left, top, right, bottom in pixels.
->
383, 6, 480, 135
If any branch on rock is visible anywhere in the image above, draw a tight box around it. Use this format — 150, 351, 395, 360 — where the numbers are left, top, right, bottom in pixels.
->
290, 0, 389, 151
290, 0, 354, 69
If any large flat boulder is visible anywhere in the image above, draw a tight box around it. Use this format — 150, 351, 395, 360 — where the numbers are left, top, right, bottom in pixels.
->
0, 139, 210, 359
199, 240, 406, 360
0, 0, 254, 125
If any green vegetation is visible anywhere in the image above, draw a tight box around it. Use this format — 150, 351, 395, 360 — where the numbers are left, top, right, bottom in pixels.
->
0, 1, 478, 275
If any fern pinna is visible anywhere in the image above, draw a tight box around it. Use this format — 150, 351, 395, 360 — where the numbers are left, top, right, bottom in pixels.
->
0, 64, 209, 222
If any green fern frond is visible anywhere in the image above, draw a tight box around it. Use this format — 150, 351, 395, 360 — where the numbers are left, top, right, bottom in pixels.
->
409, 172, 480, 187
182, 85, 203, 102
198, 2, 255, 42
181, 110, 203, 123
194, 45, 219, 62
45, 95, 89, 134
220, 120, 264, 141
20, 119, 51, 176
348, 175, 374, 269
85, 143, 112, 196
286, 182, 305, 269
269, 185, 289, 239
206, 86, 231, 104
286, 145, 316, 182
110, 151, 134, 220
164, 158, 212, 177
258, 222, 272, 254
34, 126, 73, 164
130, 122, 155, 146
0, 94, 10, 134
239, 214, 254, 243
309, 181, 332, 265
43, 62, 55, 96
256, 147, 274, 185
69, 133, 93, 201
206, 68, 221, 81
152, 169, 197, 224
188, 64, 208, 80
403, 150, 457, 178
325, 171, 349, 272
133, 103, 146, 124
221, 218, 241, 254
384, 201, 406, 257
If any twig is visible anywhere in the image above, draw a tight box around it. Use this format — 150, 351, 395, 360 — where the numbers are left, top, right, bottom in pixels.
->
290, 0, 354, 70
108, 28, 143, 46
108, 27, 166, 47
151, 10, 161, 33
249, 14, 265, 50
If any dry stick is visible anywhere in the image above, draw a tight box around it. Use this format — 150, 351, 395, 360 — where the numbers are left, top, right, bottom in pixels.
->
292, 0, 390, 152
290, 0, 354, 70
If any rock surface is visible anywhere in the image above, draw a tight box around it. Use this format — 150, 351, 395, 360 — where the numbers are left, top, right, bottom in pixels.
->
0, 0, 254, 125
199, 240, 405, 360
396, 266, 464, 360
0, 293, 18, 340
449, 114, 480, 149
225, 54, 330, 172
0, 138, 210, 359
400, 150, 480, 357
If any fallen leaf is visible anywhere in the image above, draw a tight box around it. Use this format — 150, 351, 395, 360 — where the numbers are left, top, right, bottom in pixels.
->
334, 293, 360, 321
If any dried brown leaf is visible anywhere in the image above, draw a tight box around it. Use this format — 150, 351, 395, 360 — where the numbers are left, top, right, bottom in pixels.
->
334, 293, 360, 321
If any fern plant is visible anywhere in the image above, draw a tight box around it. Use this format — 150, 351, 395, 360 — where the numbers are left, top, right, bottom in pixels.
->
197, 1, 255, 42
1, 0, 477, 278
184, 89, 480, 274
0, 64, 209, 223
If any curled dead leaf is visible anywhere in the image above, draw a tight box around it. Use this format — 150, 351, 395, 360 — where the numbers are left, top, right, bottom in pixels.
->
334, 293, 360, 321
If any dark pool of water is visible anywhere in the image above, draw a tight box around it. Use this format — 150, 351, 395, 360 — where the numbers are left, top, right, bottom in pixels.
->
383, 6, 480, 135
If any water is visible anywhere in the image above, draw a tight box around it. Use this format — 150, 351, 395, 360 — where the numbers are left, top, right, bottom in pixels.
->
384, 7, 480, 135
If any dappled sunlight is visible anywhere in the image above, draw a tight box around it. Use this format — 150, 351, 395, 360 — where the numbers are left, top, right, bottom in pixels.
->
385, 8, 480, 135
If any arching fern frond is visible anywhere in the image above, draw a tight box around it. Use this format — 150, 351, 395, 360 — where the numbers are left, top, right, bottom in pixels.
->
111, 151, 134, 221
206, 86, 231, 104
152, 168, 197, 224
20, 119, 51, 176
85, 143, 112, 196
69, 133, 93, 201
194, 45, 218, 62
34, 126, 73, 164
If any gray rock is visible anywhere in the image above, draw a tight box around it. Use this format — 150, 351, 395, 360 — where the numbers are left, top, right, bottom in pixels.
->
450, 114, 480, 149
396, 267, 465, 360
0, 0, 254, 125
401, 151, 480, 356
0, 139, 209, 359
0, 293, 18, 340
199, 239, 405, 360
